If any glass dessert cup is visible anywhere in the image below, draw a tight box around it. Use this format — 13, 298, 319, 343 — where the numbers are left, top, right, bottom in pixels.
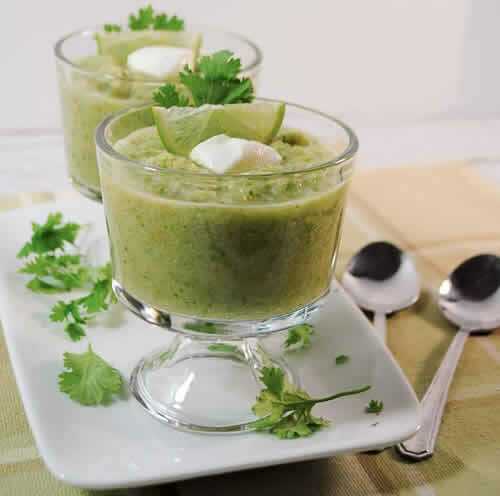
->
55, 26, 262, 202
95, 100, 358, 433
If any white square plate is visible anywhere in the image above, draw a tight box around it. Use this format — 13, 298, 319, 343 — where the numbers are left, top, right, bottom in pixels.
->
0, 198, 420, 490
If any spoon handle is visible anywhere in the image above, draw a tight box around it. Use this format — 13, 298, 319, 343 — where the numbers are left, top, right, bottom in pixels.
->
396, 329, 468, 460
373, 312, 387, 342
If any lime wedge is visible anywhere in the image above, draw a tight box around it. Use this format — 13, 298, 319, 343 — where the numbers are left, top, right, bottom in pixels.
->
95, 31, 202, 66
152, 102, 286, 157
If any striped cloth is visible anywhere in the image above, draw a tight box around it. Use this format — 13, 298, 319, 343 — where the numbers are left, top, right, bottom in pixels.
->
1, 163, 499, 495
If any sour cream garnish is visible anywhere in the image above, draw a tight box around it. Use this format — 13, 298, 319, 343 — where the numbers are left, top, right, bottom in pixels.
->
127, 46, 192, 79
190, 134, 282, 174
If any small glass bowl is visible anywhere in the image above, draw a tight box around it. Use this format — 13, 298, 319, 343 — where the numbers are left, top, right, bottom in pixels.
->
95, 100, 358, 433
55, 26, 262, 201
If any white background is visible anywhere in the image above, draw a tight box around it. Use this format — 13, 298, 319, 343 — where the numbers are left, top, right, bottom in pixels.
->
2, 0, 500, 129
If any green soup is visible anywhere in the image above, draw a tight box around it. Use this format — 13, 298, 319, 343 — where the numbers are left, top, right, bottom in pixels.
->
100, 126, 350, 320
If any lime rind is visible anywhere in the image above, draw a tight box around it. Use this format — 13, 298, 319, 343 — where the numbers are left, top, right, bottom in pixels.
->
153, 103, 286, 157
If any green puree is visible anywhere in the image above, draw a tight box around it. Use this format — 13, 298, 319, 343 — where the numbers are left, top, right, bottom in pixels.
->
57, 55, 161, 193
101, 127, 348, 320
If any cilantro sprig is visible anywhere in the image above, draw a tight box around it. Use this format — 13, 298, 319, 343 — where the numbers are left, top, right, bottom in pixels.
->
365, 399, 384, 415
335, 354, 350, 365
284, 324, 314, 350
19, 212, 121, 406
127, 5, 184, 31
251, 367, 371, 439
59, 345, 123, 406
17, 213, 89, 293
104, 24, 122, 33
50, 264, 116, 341
18, 212, 79, 258
153, 50, 254, 108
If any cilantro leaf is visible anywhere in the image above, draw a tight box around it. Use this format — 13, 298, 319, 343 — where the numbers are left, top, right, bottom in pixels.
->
198, 50, 241, 80
207, 343, 241, 354
178, 50, 254, 106
251, 366, 370, 439
128, 5, 155, 30
17, 213, 79, 258
365, 400, 384, 415
335, 354, 350, 365
65, 322, 87, 341
127, 6, 184, 32
153, 13, 184, 31
261, 366, 285, 397
153, 83, 190, 108
184, 322, 219, 334
104, 24, 121, 32
20, 253, 90, 292
284, 324, 314, 350
58, 345, 122, 406
49, 263, 116, 341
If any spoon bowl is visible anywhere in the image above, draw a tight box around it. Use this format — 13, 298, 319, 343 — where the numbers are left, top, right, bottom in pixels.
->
342, 241, 420, 341
439, 254, 500, 331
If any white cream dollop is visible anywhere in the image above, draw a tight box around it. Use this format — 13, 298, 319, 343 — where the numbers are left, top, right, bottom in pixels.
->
189, 134, 282, 174
127, 46, 193, 79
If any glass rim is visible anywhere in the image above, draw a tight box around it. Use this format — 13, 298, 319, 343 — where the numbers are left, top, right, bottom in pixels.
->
95, 99, 359, 179
53, 25, 263, 84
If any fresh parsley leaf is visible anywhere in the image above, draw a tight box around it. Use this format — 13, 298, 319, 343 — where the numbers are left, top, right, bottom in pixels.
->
284, 324, 314, 350
17, 212, 80, 258
260, 366, 285, 397
65, 322, 87, 341
18, 213, 90, 292
20, 253, 90, 292
251, 367, 370, 439
127, 5, 184, 31
104, 24, 122, 32
207, 343, 240, 354
153, 83, 190, 108
365, 400, 384, 415
128, 5, 155, 30
153, 13, 184, 31
49, 263, 116, 341
58, 345, 122, 406
335, 354, 350, 365
179, 50, 254, 106
185, 322, 219, 334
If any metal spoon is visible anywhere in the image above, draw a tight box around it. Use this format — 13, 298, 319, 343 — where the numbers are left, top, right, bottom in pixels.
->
342, 241, 420, 342
397, 253, 500, 460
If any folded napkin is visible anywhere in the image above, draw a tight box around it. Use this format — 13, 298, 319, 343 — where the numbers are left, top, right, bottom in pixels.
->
1, 162, 499, 495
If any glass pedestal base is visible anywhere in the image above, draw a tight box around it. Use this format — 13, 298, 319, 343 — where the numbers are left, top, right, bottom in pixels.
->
129, 335, 297, 433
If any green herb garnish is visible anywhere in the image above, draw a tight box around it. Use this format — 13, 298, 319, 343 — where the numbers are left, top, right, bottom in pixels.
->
207, 343, 240, 354
365, 400, 384, 415
153, 84, 190, 108
50, 264, 116, 341
251, 367, 370, 439
284, 324, 314, 350
17, 213, 89, 292
18, 212, 79, 258
104, 24, 122, 33
184, 322, 220, 334
20, 254, 91, 293
335, 354, 350, 365
128, 5, 184, 31
153, 50, 254, 108
153, 13, 184, 31
58, 345, 123, 406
